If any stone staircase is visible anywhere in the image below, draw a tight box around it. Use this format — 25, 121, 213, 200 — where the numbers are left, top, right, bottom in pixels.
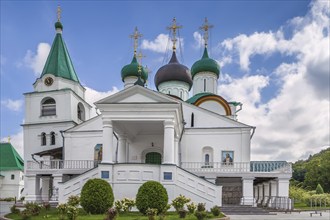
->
221, 205, 276, 215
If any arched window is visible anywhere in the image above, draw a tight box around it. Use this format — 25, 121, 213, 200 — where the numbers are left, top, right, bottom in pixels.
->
41, 132, 46, 146
41, 98, 56, 116
203, 79, 207, 92
50, 132, 55, 145
205, 154, 210, 165
180, 91, 183, 99
191, 113, 194, 127
77, 103, 85, 121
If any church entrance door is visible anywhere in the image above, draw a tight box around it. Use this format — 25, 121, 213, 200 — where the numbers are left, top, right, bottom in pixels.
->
145, 152, 161, 164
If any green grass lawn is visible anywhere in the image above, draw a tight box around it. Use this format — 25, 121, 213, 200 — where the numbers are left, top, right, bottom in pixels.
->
5, 208, 225, 220
294, 202, 330, 210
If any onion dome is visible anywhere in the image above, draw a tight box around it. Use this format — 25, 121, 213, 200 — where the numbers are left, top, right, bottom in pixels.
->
121, 56, 148, 82
55, 21, 63, 30
191, 47, 220, 79
154, 51, 193, 90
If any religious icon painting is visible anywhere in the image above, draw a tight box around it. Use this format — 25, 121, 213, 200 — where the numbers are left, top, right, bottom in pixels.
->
222, 151, 234, 164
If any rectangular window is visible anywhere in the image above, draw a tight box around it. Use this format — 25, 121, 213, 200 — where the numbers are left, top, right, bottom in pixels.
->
163, 172, 172, 180
11, 174, 15, 180
101, 171, 109, 179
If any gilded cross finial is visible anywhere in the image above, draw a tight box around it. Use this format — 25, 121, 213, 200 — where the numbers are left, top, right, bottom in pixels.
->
199, 17, 213, 48
57, 5, 62, 22
137, 51, 146, 74
167, 17, 182, 52
129, 27, 143, 56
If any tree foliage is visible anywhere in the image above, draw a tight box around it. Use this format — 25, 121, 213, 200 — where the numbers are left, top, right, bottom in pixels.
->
292, 148, 330, 193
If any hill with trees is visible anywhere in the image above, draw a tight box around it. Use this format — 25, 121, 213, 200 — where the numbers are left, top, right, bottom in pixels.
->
292, 147, 330, 192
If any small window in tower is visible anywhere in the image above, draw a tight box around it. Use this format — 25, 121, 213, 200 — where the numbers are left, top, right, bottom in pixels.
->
205, 154, 210, 165
50, 132, 56, 145
41, 98, 56, 116
11, 174, 15, 180
77, 103, 85, 121
204, 79, 207, 92
41, 132, 46, 146
180, 91, 183, 99
191, 113, 194, 127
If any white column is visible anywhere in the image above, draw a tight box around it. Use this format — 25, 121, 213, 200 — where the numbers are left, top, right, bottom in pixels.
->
163, 120, 175, 164
254, 186, 258, 201
263, 182, 270, 206
277, 178, 290, 197
174, 137, 179, 165
118, 135, 127, 163
269, 180, 278, 208
257, 184, 263, 204
241, 177, 255, 206
25, 174, 41, 202
41, 176, 51, 201
102, 120, 114, 164
241, 129, 251, 162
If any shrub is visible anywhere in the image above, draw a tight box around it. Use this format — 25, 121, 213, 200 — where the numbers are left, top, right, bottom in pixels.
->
210, 205, 221, 216
66, 205, 79, 220
43, 202, 51, 210
146, 208, 158, 220
194, 203, 207, 220
316, 184, 324, 194
25, 202, 41, 216
10, 205, 20, 214
105, 207, 118, 220
80, 178, 114, 214
57, 203, 68, 220
178, 209, 188, 218
172, 195, 191, 212
122, 198, 135, 212
186, 202, 196, 214
114, 200, 123, 212
67, 195, 80, 207
136, 181, 168, 214
21, 209, 32, 220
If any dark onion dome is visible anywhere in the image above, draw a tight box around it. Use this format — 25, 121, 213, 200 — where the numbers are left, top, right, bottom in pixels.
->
121, 56, 148, 82
55, 21, 63, 30
191, 47, 220, 79
154, 51, 193, 90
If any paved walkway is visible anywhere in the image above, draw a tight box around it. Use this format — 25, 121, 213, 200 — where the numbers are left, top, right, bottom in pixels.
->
227, 210, 330, 220
0, 201, 14, 218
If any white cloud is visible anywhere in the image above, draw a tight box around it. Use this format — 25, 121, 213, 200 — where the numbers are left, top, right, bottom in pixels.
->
1, 131, 24, 158
141, 34, 184, 53
218, 0, 330, 161
193, 31, 204, 50
1, 99, 23, 112
84, 86, 119, 116
23, 43, 51, 76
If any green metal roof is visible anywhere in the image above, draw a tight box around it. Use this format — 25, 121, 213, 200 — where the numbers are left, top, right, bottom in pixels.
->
121, 56, 148, 82
228, 101, 242, 106
186, 92, 214, 104
0, 143, 24, 171
40, 22, 79, 82
191, 48, 220, 78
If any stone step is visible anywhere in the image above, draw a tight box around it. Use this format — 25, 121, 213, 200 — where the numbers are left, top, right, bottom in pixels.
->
221, 206, 275, 215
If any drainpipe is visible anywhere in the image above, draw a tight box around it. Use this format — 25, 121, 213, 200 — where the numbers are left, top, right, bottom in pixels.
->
250, 127, 256, 139
113, 132, 118, 163
60, 131, 65, 160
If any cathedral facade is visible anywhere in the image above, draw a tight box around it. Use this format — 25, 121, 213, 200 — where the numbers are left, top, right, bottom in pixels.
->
23, 13, 292, 208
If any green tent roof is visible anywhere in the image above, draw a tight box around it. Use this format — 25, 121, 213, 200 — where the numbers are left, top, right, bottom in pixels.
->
186, 92, 214, 104
40, 22, 79, 82
0, 143, 24, 171
191, 48, 220, 79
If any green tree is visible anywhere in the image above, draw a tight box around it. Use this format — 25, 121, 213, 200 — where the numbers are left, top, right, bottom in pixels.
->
315, 184, 324, 194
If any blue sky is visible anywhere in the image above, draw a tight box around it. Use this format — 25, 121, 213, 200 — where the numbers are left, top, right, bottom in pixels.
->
1, 0, 329, 162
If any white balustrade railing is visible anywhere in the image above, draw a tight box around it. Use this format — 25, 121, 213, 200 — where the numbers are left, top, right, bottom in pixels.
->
27, 160, 99, 170
181, 161, 292, 173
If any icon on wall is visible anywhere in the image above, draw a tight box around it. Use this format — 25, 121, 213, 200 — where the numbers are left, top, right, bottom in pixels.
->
222, 151, 234, 165
94, 144, 103, 161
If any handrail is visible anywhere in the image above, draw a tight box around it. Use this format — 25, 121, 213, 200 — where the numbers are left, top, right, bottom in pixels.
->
27, 160, 100, 170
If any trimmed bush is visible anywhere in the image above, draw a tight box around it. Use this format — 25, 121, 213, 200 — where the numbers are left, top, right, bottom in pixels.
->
136, 181, 168, 214
316, 184, 324, 194
80, 178, 114, 214
67, 195, 80, 207
210, 205, 221, 216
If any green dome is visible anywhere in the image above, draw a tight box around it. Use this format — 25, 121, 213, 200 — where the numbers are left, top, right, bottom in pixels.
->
191, 48, 220, 79
121, 56, 148, 82
55, 21, 63, 30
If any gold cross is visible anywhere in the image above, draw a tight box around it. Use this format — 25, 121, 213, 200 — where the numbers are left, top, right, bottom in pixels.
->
199, 17, 214, 48
57, 5, 62, 22
129, 27, 143, 56
137, 51, 146, 75
167, 17, 182, 51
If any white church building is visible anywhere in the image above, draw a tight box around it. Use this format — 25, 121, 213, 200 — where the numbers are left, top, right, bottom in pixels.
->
23, 13, 292, 209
